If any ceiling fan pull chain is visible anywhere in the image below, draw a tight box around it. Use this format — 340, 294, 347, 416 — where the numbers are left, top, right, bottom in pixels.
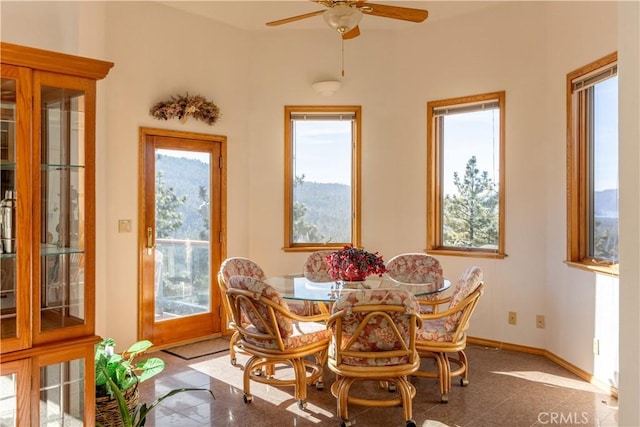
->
341, 37, 345, 77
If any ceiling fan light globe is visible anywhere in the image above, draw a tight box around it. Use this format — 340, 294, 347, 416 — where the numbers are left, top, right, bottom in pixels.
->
312, 80, 342, 96
323, 4, 363, 34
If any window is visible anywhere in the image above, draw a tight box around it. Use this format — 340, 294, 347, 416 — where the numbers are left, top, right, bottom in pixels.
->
567, 52, 618, 274
284, 106, 361, 251
427, 91, 506, 258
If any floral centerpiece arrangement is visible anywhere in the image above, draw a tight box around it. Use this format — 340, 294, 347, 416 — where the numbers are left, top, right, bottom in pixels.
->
149, 92, 221, 125
326, 245, 387, 282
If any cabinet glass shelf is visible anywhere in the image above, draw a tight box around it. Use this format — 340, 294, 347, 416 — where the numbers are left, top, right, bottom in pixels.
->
40, 244, 84, 257
0, 161, 16, 170
41, 164, 85, 170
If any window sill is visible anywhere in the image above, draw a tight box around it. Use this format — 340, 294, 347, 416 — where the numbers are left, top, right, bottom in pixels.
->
426, 248, 507, 260
283, 245, 346, 253
564, 260, 619, 277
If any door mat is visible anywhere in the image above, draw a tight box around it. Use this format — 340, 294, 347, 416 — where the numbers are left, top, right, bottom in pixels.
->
163, 337, 230, 360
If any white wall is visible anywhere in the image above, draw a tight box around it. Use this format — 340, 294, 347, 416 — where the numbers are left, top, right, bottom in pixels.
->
2, 3, 639, 424
101, 1, 252, 345
542, 0, 619, 383
392, 1, 552, 350
617, 1, 640, 424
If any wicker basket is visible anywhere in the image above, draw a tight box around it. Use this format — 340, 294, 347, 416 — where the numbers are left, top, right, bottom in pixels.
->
95, 384, 139, 427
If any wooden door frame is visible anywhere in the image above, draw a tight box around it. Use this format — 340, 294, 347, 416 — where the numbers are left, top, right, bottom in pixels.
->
137, 127, 227, 346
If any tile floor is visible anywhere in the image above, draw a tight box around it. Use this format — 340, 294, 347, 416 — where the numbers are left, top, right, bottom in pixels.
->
138, 343, 618, 427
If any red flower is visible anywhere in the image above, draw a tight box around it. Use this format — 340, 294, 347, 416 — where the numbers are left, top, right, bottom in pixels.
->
326, 245, 387, 281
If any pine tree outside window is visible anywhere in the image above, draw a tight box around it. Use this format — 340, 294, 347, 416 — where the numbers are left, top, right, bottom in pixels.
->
427, 91, 506, 258
283, 106, 361, 252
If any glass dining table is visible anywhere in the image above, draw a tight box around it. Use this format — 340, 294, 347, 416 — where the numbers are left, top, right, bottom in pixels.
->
265, 274, 450, 312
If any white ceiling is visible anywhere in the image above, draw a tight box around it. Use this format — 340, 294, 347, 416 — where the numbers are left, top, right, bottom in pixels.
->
157, 1, 500, 33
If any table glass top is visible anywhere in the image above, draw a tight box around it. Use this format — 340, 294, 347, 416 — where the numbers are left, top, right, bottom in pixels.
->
265, 274, 450, 303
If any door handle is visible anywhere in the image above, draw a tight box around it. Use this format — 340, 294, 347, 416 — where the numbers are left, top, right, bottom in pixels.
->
147, 227, 154, 255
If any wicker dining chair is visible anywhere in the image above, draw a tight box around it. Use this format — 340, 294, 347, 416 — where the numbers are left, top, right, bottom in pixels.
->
218, 256, 311, 365
217, 257, 267, 366
327, 289, 422, 427
414, 266, 484, 403
386, 253, 445, 314
226, 275, 329, 410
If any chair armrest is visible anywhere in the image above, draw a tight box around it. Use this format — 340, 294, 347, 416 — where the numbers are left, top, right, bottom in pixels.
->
419, 286, 482, 320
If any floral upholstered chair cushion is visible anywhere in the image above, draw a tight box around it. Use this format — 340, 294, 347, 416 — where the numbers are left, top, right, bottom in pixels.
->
219, 257, 267, 325
219, 257, 266, 283
415, 266, 483, 343
386, 253, 444, 287
443, 266, 483, 331
228, 275, 327, 350
329, 289, 420, 366
303, 250, 334, 282
386, 253, 444, 314
219, 256, 309, 316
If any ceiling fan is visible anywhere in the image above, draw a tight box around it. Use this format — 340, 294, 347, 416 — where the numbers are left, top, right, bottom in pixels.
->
266, 0, 429, 40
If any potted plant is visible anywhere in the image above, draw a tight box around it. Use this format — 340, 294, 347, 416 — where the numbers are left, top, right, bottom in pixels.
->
326, 245, 388, 282
95, 338, 214, 427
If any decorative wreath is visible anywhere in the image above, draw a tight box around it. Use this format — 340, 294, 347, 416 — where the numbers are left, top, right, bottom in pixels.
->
149, 92, 221, 125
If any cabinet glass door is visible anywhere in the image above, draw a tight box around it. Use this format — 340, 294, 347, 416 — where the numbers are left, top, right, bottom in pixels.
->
0, 359, 31, 426
35, 342, 94, 426
0, 359, 31, 427
0, 77, 17, 340
35, 72, 95, 342
38, 358, 85, 426
0, 64, 31, 353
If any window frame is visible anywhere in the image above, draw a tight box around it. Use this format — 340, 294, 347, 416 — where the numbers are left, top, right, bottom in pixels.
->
283, 105, 361, 252
566, 52, 618, 275
426, 91, 506, 258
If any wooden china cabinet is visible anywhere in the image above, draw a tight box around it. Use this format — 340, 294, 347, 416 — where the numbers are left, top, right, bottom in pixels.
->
0, 42, 113, 426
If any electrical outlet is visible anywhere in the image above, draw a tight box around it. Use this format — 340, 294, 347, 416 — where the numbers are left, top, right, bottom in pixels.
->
508, 311, 517, 325
536, 315, 545, 329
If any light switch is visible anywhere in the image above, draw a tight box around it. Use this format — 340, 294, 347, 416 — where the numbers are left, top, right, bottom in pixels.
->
118, 219, 132, 233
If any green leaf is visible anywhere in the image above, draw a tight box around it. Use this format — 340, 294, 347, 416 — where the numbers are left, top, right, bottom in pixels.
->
126, 340, 153, 355
135, 358, 165, 383
120, 377, 138, 392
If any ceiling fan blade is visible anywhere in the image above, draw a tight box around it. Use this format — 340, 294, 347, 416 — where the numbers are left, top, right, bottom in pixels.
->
342, 25, 360, 40
266, 10, 325, 27
359, 3, 429, 23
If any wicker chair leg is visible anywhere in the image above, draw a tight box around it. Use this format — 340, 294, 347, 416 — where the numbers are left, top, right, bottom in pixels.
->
229, 331, 241, 365
331, 376, 357, 421
242, 355, 260, 402
396, 377, 414, 422
458, 350, 469, 385
291, 358, 308, 402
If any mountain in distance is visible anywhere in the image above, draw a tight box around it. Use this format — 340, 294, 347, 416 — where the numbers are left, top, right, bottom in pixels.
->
157, 155, 351, 242
594, 188, 618, 218
158, 156, 618, 245
295, 181, 351, 242
156, 154, 210, 240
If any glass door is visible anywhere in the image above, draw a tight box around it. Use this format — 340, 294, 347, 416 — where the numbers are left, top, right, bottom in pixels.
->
33, 71, 96, 345
139, 128, 225, 346
0, 64, 31, 353
0, 358, 31, 426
